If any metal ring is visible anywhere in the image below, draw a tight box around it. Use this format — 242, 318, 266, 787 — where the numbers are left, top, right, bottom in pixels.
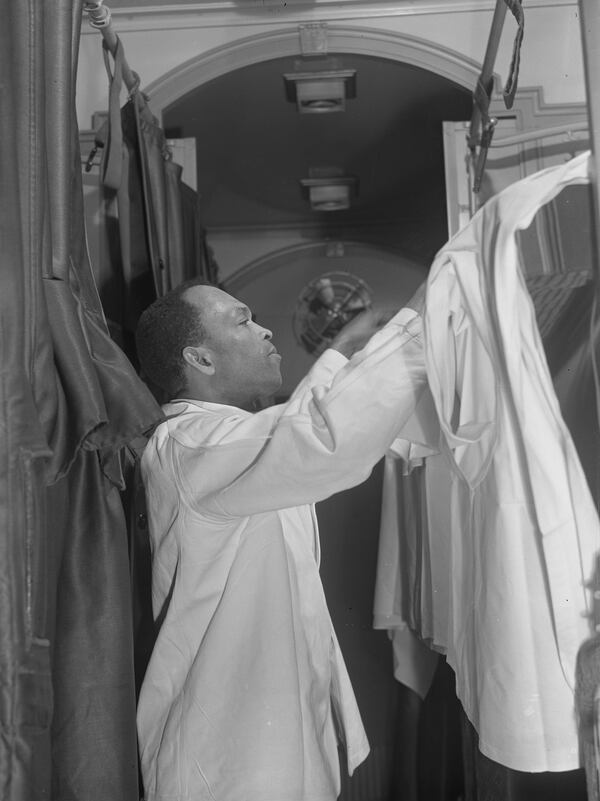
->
84, 1, 112, 30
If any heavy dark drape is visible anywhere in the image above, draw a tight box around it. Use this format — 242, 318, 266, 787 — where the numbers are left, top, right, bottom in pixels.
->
90, 36, 219, 363
0, 2, 162, 798
84, 37, 222, 700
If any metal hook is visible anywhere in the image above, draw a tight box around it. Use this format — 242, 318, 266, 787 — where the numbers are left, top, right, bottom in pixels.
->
84, 140, 104, 173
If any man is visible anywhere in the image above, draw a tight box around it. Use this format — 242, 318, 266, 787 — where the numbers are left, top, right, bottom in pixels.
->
135, 279, 427, 801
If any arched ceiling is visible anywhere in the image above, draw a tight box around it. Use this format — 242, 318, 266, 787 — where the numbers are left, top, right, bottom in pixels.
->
163, 52, 471, 258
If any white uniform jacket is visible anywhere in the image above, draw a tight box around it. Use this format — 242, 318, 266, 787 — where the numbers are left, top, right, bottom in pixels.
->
137, 308, 427, 801
421, 151, 600, 772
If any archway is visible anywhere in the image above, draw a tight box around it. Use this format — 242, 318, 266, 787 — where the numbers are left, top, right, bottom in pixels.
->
145, 25, 480, 117
146, 35, 472, 800
144, 30, 473, 801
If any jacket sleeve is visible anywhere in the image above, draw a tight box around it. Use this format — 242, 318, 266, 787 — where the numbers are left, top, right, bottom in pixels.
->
173, 309, 427, 517
287, 347, 348, 402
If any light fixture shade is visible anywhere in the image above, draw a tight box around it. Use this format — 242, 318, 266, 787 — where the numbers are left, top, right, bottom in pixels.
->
300, 175, 358, 211
310, 183, 351, 211
283, 70, 356, 114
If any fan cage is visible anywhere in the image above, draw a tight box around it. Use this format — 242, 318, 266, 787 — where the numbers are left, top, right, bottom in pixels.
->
292, 271, 373, 356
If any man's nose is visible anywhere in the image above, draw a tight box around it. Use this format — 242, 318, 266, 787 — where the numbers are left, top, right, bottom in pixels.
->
253, 321, 272, 340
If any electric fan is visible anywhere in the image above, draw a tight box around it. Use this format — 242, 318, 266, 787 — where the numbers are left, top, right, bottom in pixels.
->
292, 271, 373, 356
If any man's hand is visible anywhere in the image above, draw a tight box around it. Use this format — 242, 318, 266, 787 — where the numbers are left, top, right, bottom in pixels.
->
330, 308, 387, 359
329, 281, 427, 359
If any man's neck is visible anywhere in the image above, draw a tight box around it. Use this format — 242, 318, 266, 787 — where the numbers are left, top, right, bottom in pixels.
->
174, 385, 255, 411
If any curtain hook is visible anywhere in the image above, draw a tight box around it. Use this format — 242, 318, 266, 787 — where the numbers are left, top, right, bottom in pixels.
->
83, 1, 112, 30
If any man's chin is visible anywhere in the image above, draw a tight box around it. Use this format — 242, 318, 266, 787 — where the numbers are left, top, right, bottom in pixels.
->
271, 373, 283, 394
263, 372, 283, 399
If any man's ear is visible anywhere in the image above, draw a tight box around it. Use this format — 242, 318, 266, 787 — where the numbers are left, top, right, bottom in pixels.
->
182, 345, 215, 376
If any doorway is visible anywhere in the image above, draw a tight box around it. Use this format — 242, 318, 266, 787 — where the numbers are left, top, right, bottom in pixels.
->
160, 42, 473, 801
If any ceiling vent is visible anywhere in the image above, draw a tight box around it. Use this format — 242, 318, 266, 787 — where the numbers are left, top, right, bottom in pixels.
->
283, 69, 356, 114
300, 169, 358, 211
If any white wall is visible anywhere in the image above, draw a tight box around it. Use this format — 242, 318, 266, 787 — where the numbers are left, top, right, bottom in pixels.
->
207, 225, 426, 282
77, 0, 586, 131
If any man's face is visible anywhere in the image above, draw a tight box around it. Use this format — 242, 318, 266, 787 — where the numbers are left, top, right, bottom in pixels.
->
183, 285, 282, 408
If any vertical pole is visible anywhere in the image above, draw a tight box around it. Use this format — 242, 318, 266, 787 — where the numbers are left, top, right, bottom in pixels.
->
578, 0, 600, 279
578, 0, 600, 484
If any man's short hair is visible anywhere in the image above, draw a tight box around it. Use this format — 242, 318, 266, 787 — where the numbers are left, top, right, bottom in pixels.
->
135, 278, 210, 400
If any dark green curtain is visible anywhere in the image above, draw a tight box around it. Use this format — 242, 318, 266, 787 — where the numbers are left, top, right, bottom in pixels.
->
88, 40, 223, 702
0, 2, 162, 799
93, 36, 219, 363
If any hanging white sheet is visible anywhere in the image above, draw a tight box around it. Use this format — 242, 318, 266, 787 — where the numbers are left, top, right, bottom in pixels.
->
377, 151, 600, 772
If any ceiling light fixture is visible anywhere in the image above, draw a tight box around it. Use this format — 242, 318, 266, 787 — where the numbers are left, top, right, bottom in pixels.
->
300, 174, 358, 212
283, 69, 357, 114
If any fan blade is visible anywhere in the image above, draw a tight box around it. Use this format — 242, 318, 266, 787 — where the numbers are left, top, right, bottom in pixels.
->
343, 296, 369, 311
314, 278, 336, 306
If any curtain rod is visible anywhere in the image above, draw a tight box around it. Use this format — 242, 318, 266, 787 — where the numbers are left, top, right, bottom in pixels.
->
489, 121, 589, 148
83, 1, 139, 94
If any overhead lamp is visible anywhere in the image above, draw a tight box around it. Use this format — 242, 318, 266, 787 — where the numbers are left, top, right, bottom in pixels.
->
300, 174, 358, 211
283, 69, 356, 114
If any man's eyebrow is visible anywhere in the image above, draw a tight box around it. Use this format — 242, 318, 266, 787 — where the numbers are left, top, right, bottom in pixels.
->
233, 305, 252, 317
